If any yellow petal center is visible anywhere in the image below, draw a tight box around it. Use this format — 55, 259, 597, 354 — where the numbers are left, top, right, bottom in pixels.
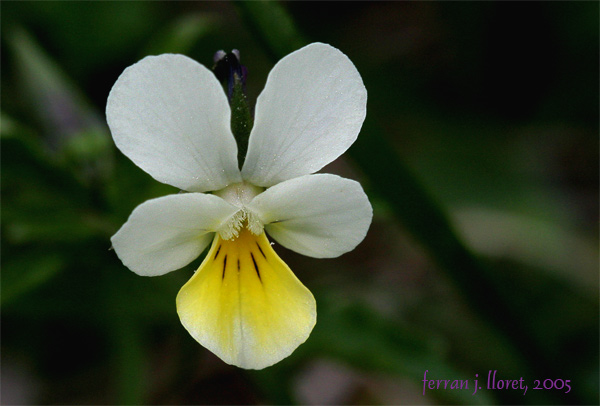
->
176, 227, 316, 369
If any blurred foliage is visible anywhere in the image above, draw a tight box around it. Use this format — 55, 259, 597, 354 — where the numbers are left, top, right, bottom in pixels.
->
1, 1, 598, 405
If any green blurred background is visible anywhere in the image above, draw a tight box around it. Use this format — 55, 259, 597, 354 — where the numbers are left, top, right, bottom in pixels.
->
2, 1, 598, 405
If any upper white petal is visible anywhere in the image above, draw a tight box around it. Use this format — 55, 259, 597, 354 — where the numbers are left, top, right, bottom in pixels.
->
111, 193, 239, 276
106, 54, 241, 192
241, 43, 367, 186
246, 174, 373, 258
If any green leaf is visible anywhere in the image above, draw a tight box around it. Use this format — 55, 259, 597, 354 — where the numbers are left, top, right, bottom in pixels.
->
142, 13, 219, 56
6, 27, 113, 183
1, 252, 65, 307
235, 0, 306, 62
1, 135, 105, 245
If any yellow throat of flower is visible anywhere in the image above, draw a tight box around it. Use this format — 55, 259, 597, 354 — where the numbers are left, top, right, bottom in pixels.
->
213, 181, 264, 240
176, 226, 316, 369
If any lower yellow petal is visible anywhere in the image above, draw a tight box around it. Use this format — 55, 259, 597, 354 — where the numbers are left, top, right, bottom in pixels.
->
176, 228, 316, 369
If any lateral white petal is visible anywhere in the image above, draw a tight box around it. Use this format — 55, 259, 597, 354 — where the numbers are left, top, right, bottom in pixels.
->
107, 54, 241, 192
111, 193, 239, 276
242, 43, 367, 186
246, 174, 372, 258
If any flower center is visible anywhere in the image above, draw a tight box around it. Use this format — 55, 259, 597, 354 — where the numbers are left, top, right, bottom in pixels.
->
213, 181, 264, 240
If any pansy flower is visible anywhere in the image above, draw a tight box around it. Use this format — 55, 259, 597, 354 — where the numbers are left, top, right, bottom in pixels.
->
107, 43, 372, 369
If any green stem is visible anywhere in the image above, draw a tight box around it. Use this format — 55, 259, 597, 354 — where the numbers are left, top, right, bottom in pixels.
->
230, 72, 253, 168
213, 51, 253, 169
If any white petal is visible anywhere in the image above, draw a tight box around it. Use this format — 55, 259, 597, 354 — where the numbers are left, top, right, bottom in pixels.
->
241, 43, 367, 186
111, 193, 239, 276
106, 54, 241, 192
246, 174, 372, 258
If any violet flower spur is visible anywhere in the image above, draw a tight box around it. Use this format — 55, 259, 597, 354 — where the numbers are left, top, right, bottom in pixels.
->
106, 42, 372, 369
